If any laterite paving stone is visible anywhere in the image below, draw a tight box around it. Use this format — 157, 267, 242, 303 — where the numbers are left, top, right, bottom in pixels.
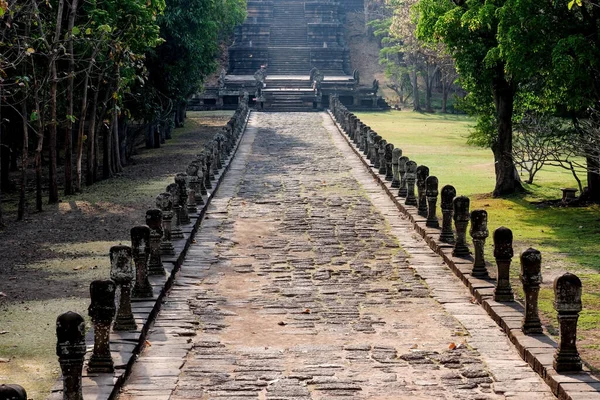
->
119, 112, 555, 400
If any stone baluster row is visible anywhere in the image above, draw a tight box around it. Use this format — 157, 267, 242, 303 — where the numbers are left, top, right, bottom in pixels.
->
329, 97, 584, 375
45, 97, 251, 400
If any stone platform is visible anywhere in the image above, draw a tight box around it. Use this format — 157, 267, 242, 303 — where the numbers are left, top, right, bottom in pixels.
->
189, 0, 389, 112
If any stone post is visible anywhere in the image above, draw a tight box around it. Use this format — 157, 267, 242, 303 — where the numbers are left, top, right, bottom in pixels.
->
213, 139, 223, 170
208, 146, 216, 180
553, 272, 583, 372
167, 183, 184, 239
358, 123, 366, 152
156, 193, 175, 255
378, 139, 387, 174
131, 225, 153, 299
372, 135, 381, 167
56, 311, 86, 400
469, 209, 489, 277
452, 196, 470, 257
187, 163, 204, 205
439, 185, 456, 243
425, 176, 440, 228
175, 173, 191, 225
416, 165, 430, 217
146, 209, 165, 275
204, 151, 213, 189
0, 384, 27, 400
384, 143, 394, 181
196, 154, 208, 195
404, 161, 418, 206
520, 248, 544, 334
87, 280, 116, 373
493, 227, 515, 301
391, 148, 401, 188
363, 129, 372, 156
398, 156, 409, 197
110, 245, 137, 331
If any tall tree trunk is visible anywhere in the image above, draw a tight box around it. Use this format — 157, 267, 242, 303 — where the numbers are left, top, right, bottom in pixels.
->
98, 84, 113, 180
0, 86, 4, 228
441, 79, 449, 113
491, 73, 523, 197
103, 119, 113, 179
76, 53, 97, 191
34, 97, 44, 212
112, 104, 123, 173
411, 69, 421, 112
64, 0, 79, 195
87, 73, 106, 185
48, 0, 65, 203
18, 99, 29, 221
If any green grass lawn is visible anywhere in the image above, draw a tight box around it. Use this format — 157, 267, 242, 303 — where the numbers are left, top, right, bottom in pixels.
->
356, 110, 600, 370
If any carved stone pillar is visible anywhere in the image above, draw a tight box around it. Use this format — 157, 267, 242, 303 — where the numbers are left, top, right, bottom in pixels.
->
416, 165, 430, 217
520, 248, 543, 334
404, 161, 418, 206
469, 209, 489, 277
425, 176, 440, 228
156, 193, 175, 255
372, 136, 381, 167
196, 154, 209, 195
131, 225, 153, 299
378, 139, 387, 174
363, 129, 372, 156
187, 163, 204, 205
56, 311, 86, 400
493, 227, 514, 301
145, 209, 165, 275
167, 183, 184, 239
205, 151, 214, 189
175, 173, 190, 225
87, 280, 116, 373
439, 185, 456, 243
110, 245, 137, 331
553, 272, 583, 372
391, 148, 401, 188
358, 123, 366, 152
384, 143, 394, 181
452, 196, 470, 257
398, 156, 409, 197
0, 384, 27, 400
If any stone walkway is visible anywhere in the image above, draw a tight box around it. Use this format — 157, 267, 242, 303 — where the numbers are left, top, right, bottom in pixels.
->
118, 112, 555, 400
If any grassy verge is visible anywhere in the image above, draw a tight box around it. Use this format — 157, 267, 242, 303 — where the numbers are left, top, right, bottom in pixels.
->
0, 111, 232, 399
356, 110, 600, 371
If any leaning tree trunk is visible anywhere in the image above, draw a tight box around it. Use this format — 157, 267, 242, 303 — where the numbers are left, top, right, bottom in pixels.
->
491, 74, 523, 197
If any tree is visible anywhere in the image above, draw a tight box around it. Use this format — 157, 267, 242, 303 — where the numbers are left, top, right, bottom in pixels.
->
416, 0, 525, 197
373, 0, 458, 112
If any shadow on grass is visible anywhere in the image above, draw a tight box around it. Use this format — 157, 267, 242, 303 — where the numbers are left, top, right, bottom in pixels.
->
503, 193, 600, 271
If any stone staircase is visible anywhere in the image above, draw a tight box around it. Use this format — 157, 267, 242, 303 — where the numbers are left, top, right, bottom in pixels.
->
268, 1, 310, 74
263, 76, 315, 111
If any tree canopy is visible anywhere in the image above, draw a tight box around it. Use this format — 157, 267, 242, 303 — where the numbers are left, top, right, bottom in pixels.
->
0, 0, 246, 223
414, 0, 600, 197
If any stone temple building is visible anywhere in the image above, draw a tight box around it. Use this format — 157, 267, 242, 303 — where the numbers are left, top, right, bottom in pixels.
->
189, 0, 389, 111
